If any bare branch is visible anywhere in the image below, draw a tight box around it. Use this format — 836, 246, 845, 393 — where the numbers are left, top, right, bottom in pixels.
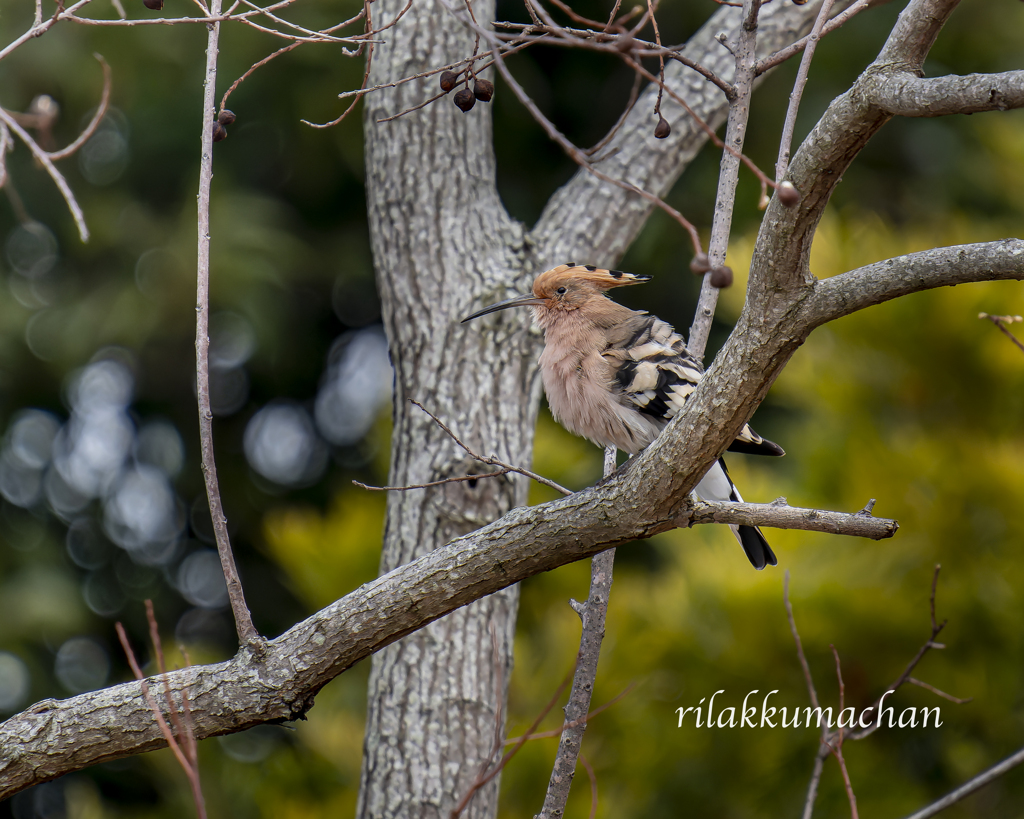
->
775, 0, 834, 183
808, 241, 1024, 328
756, 0, 870, 75
410, 400, 572, 496
193, 0, 259, 649
354, 469, 514, 492
538, 446, 618, 818
0, 122, 10, 189
0, 0, 94, 63
0, 107, 89, 241
687, 0, 761, 359
827, 646, 859, 819
786, 572, 828, 819
221, 42, 301, 113
47, 53, 112, 161
900, 745, 1024, 819
451, 662, 577, 818
460, 19, 704, 251
784, 571, 820, 710
905, 677, 972, 705
979, 312, 1024, 357
681, 497, 898, 539
114, 622, 205, 817
848, 565, 947, 741
871, 70, 1024, 117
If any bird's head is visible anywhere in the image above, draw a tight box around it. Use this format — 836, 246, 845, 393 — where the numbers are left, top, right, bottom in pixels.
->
461, 263, 651, 322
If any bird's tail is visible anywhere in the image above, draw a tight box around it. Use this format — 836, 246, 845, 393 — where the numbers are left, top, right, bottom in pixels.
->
694, 458, 777, 571
735, 522, 777, 571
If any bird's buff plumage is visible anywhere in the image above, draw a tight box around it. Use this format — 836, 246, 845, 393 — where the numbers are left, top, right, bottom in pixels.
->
462, 263, 783, 569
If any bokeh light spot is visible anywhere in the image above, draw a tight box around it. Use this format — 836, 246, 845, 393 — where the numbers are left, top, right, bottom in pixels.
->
54, 637, 109, 694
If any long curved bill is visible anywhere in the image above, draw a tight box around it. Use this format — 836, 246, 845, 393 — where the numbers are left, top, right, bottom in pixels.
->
461, 293, 546, 323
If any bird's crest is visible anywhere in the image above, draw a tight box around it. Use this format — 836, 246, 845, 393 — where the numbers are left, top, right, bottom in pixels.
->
533, 263, 651, 297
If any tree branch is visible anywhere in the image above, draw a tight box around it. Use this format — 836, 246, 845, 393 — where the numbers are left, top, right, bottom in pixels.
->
538, 447, 617, 819
807, 240, 1024, 327
900, 744, 1024, 819
682, 497, 897, 539
193, 0, 260, 649
0, 469, 897, 799
529, 0, 846, 268
871, 70, 1024, 117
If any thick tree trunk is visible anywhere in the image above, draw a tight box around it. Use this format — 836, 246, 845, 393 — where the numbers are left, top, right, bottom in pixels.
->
357, 1, 538, 816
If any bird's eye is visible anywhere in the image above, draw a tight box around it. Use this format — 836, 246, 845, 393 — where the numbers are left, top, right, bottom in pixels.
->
556, 286, 567, 295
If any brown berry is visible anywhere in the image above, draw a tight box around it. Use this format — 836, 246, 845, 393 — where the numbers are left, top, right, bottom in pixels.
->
709, 265, 733, 289
218, 109, 236, 126
439, 71, 458, 93
473, 79, 494, 103
143, 0, 164, 8
777, 180, 801, 207
212, 122, 227, 142
654, 116, 671, 139
689, 253, 711, 274
453, 88, 476, 112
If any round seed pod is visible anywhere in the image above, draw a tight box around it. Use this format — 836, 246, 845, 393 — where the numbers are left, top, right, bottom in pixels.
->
777, 181, 801, 207
453, 88, 476, 112
473, 79, 494, 102
709, 265, 733, 288
218, 109, 236, 126
143, 0, 164, 9
439, 71, 458, 93
212, 122, 228, 142
654, 116, 671, 139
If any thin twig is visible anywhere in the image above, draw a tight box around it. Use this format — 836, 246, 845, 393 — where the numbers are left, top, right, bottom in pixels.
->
0, 107, 89, 241
900, 744, 1024, 819
687, 0, 762, 360
115, 620, 206, 818
827, 646, 859, 819
585, 71, 641, 156
489, 23, 735, 96
0, 0, 94, 64
906, 677, 972, 705
450, 623, 506, 818
848, 565, 946, 740
506, 682, 636, 742
979, 312, 1024, 356
477, 30, 703, 251
451, 661, 578, 818
354, 469, 513, 491
621, 55, 774, 191
409, 400, 572, 496
784, 571, 820, 710
147, 600, 188, 758
0, 122, 10, 189
578, 753, 598, 819
788, 572, 828, 819
756, 0, 871, 75
47, 53, 112, 161
537, 446, 618, 819
775, 0, 834, 183
194, 0, 259, 649
221, 41, 301, 112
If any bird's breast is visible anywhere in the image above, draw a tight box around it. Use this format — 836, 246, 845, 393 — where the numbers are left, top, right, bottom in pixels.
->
538, 343, 659, 454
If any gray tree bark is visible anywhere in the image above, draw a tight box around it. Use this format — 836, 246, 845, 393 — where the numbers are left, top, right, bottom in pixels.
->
357, 0, 535, 814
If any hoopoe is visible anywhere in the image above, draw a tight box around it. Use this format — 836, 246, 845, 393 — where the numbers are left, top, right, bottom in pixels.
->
462, 263, 784, 570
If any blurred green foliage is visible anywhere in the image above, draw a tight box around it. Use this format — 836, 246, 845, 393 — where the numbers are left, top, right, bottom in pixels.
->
1, 0, 1023, 816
